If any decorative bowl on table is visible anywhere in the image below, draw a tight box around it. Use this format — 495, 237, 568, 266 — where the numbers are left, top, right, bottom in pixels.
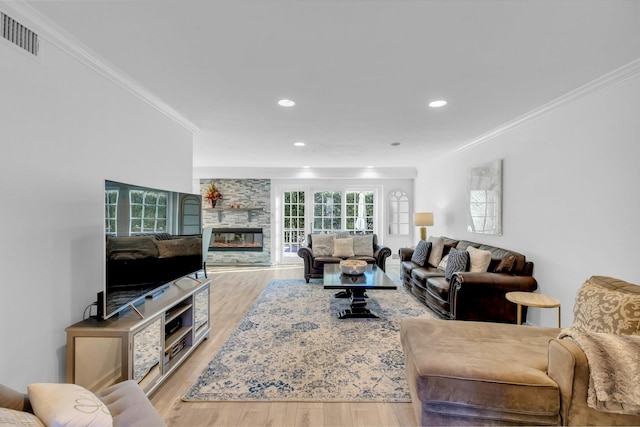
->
340, 260, 367, 275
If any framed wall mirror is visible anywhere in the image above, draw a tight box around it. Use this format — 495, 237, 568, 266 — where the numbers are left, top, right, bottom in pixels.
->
467, 159, 502, 235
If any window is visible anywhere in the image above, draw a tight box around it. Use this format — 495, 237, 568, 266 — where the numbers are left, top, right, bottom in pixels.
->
283, 190, 305, 256
105, 189, 119, 235
345, 191, 374, 233
313, 191, 342, 232
388, 189, 410, 235
129, 190, 168, 233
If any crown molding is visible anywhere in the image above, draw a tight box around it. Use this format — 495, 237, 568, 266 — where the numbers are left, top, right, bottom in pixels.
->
1, 1, 199, 133
193, 166, 418, 180
447, 58, 640, 157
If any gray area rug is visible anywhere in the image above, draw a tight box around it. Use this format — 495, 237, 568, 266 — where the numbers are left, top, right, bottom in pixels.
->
182, 278, 436, 402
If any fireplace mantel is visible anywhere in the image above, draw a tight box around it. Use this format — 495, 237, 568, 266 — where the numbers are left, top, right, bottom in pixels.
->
203, 207, 264, 221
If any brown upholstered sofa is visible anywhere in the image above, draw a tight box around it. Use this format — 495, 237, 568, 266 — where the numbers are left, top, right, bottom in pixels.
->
400, 276, 640, 426
400, 237, 537, 323
0, 380, 165, 426
298, 232, 391, 282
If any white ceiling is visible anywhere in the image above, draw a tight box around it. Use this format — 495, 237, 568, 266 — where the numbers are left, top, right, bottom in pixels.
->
24, 0, 640, 169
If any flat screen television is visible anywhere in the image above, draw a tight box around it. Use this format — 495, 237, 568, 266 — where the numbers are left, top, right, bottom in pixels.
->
101, 180, 203, 319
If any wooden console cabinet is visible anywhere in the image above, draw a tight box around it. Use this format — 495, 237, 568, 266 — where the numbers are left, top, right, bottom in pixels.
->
66, 277, 210, 395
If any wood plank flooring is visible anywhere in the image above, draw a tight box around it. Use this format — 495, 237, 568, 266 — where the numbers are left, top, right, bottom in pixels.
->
150, 262, 417, 427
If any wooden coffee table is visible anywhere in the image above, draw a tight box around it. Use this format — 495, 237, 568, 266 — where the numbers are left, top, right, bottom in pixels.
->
323, 263, 397, 319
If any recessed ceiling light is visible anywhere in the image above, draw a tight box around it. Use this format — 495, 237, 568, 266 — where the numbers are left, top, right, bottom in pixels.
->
429, 100, 447, 108
302, 165, 310, 169
366, 165, 374, 169
278, 99, 295, 107
294, 141, 305, 147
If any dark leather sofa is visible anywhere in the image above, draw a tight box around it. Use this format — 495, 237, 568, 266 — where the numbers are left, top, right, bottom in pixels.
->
400, 237, 537, 323
298, 232, 391, 282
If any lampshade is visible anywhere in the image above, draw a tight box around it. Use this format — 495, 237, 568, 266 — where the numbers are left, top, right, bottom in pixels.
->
414, 212, 434, 227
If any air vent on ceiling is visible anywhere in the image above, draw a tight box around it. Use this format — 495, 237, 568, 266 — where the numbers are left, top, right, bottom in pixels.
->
1, 11, 39, 56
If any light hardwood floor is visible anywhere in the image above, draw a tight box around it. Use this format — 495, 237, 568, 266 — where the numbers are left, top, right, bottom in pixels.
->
149, 262, 418, 427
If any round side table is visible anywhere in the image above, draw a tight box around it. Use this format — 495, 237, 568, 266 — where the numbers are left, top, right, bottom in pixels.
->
505, 291, 561, 327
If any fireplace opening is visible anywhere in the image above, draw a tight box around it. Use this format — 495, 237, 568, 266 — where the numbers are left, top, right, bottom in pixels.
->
209, 228, 263, 252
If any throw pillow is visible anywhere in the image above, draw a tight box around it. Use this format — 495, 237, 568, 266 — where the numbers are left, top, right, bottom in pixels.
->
427, 236, 445, 267
28, 383, 113, 427
0, 408, 45, 427
494, 255, 516, 273
352, 235, 374, 256
410, 240, 431, 266
445, 248, 470, 281
573, 276, 640, 335
466, 246, 492, 273
311, 234, 335, 257
437, 254, 450, 271
333, 238, 355, 258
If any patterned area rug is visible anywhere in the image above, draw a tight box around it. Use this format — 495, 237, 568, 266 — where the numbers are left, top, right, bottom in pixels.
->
182, 278, 436, 402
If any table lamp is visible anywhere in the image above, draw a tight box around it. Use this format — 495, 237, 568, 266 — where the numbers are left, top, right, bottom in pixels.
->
414, 212, 434, 241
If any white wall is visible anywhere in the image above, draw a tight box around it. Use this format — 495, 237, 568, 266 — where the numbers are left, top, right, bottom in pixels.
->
0, 26, 193, 389
415, 71, 640, 327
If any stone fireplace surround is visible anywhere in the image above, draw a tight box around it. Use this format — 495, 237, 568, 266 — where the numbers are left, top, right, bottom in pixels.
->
201, 178, 270, 265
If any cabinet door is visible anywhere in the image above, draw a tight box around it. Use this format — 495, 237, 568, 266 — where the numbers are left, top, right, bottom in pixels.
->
73, 336, 123, 391
194, 287, 210, 336
132, 316, 162, 390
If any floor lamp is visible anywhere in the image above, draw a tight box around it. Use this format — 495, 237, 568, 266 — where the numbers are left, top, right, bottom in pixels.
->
414, 212, 434, 241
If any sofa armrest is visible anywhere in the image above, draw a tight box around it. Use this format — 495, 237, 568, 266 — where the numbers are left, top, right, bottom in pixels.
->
449, 273, 538, 322
297, 246, 315, 282
548, 338, 585, 426
453, 272, 538, 292
297, 246, 313, 263
398, 247, 414, 262
374, 245, 392, 271
0, 384, 31, 413
95, 380, 166, 427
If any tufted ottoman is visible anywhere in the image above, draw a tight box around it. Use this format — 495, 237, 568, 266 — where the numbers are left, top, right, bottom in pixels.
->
400, 318, 561, 426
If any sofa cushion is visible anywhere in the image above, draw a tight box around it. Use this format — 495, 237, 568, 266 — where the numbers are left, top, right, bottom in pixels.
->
425, 276, 450, 301
401, 318, 560, 425
411, 266, 445, 284
0, 408, 44, 427
445, 249, 469, 281
427, 236, 444, 267
311, 234, 334, 257
573, 276, 640, 335
411, 240, 431, 266
352, 235, 374, 256
348, 255, 376, 264
28, 383, 113, 427
332, 238, 354, 258
312, 256, 343, 269
466, 246, 492, 272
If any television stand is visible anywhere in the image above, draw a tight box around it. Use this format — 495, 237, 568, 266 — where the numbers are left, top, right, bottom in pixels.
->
66, 278, 210, 395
